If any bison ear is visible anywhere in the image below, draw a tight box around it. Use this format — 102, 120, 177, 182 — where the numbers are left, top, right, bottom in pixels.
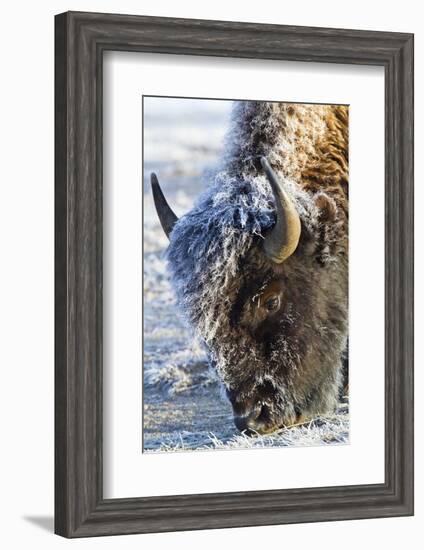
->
314, 192, 338, 223
313, 192, 346, 265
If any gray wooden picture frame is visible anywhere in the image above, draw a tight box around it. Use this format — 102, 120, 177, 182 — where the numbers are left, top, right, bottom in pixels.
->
55, 11, 414, 538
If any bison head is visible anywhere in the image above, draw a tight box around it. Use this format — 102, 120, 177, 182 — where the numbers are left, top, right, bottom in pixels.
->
151, 158, 348, 435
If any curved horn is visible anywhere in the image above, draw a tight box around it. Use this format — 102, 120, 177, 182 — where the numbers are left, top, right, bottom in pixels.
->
150, 172, 178, 239
261, 157, 301, 264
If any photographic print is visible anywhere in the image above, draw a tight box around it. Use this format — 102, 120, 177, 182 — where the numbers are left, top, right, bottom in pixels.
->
55, 13, 414, 536
143, 96, 349, 453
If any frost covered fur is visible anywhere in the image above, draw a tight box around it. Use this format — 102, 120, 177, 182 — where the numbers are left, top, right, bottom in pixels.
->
166, 101, 349, 434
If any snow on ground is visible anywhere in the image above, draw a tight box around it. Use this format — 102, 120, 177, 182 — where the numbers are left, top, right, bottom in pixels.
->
142, 96, 349, 452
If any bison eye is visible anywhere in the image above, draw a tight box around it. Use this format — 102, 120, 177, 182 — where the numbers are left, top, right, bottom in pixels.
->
263, 295, 280, 312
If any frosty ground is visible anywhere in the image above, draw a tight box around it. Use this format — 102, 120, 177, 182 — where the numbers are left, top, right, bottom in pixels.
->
142, 97, 349, 453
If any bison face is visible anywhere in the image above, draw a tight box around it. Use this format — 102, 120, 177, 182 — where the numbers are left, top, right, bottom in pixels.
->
152, 159, 348, 435
208, 244, 348, 434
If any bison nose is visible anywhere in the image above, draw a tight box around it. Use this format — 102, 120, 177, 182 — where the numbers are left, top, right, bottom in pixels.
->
233, 401, 270, 435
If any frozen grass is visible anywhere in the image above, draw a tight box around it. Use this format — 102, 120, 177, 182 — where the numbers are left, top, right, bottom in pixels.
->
145, 357, 217, 396
206, 406, 349, 450
147, 400, 349, 453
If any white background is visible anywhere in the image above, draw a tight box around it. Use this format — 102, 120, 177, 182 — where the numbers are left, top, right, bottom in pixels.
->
104, 53, 385, 498
0, 1, 420, 548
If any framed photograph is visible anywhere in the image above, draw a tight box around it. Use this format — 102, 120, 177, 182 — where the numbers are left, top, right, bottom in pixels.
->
55, 11, 414, 537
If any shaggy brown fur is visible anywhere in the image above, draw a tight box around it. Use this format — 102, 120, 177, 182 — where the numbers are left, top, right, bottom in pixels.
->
227, 102, 348, 246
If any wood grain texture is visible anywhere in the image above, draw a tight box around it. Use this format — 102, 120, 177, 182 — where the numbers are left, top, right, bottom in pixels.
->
54, 11, 414, 538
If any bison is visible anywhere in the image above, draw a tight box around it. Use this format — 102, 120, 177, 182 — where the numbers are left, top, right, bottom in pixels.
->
151, 101, 348, 435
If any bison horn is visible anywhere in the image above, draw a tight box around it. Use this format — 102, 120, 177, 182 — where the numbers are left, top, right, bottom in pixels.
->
261, 157, 301, 264
150, 172, 179, 239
